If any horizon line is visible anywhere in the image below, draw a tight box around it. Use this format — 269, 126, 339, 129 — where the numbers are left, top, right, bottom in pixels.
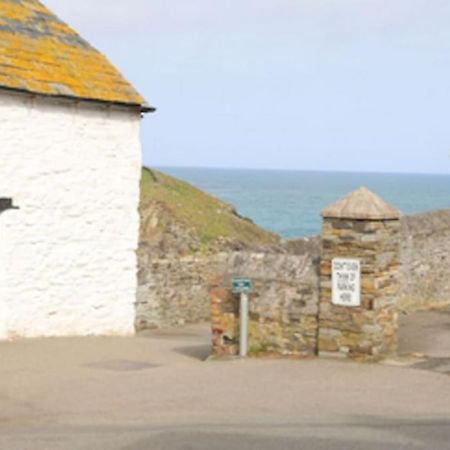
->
149, 164, 450, 177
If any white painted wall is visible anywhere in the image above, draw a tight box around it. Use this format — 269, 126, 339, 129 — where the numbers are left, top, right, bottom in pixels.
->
0, 91, 142, 339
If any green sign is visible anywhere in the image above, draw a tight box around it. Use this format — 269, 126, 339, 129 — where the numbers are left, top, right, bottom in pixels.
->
232, 278, 252, 294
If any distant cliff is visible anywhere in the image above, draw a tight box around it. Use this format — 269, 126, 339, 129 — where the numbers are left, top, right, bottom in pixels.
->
139, 167, 281, 257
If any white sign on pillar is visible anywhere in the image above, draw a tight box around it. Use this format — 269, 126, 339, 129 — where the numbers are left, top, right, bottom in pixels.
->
332, 258, 361, 307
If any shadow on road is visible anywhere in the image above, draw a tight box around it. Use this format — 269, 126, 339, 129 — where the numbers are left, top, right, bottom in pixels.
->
120, 419, 450, 450
173, 344, 212, 361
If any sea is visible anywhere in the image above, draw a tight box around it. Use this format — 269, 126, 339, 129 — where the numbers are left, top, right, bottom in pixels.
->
157, 167, 450, 239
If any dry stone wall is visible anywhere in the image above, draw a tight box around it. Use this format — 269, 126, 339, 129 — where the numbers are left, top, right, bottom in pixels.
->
136, 209, 450, 335
136, 248, 219, 330
136, 243, 320, 336
399, 210, 450, 311
210, 251, 320, 357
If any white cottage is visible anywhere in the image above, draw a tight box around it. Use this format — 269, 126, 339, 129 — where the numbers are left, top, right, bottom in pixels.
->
0, 0, 153, 339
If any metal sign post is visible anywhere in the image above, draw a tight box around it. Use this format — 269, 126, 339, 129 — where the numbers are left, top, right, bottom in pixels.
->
239, 292, 249, 357
232, 278, 252, 357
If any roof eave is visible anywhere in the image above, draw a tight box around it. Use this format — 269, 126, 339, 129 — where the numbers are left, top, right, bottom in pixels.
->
141, 102, 157, 113
0, 85, 156, 113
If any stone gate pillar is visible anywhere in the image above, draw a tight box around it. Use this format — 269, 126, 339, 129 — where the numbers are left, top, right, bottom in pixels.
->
318, 187, 401, 361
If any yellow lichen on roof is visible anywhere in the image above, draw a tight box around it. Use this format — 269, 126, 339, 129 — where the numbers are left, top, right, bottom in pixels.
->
0, 0, 148, 109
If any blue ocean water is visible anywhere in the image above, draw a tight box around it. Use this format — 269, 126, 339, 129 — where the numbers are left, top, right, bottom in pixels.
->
157, 167, 450, 239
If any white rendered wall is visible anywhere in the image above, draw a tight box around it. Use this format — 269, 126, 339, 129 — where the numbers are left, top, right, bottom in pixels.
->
0, 91, 142, 339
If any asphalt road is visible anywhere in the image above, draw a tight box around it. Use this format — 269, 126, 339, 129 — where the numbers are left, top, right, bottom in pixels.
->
0, 310, 449, 450
2, 420, 450, 450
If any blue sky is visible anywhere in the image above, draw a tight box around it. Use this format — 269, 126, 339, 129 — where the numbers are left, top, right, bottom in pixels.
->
46, 0, 450, 174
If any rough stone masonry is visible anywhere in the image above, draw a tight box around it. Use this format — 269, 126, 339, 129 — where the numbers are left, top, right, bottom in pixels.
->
211, 187, 403, 362
137, 208, 450, 333
210, 250, 320, 357
318, 187, 402, 361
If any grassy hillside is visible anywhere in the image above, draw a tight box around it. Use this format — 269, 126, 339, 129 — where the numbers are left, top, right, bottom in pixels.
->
139, 167, 280, 253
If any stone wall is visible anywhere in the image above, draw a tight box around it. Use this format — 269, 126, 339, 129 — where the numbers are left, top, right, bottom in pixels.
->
136, 209, 450, 334
399, 210, 450, 311
136, 249, 219, 330
318, 218, 401, 361
136, 240, 321, 343
0, 91, 142, 339
210, 251, 320, 357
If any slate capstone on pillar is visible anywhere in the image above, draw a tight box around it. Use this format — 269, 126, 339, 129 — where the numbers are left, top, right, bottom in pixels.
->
318, 187, 402, 361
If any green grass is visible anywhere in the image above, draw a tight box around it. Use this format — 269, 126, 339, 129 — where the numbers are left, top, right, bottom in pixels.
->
140, 167, 279, 250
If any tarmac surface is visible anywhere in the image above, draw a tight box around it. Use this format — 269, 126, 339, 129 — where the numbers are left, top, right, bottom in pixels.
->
0, 308, 449, 449
398, 307, 450, 375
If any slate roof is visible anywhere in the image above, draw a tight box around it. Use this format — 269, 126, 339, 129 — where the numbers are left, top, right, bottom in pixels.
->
0, 0, 153, 111
321, 187, 401, 220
